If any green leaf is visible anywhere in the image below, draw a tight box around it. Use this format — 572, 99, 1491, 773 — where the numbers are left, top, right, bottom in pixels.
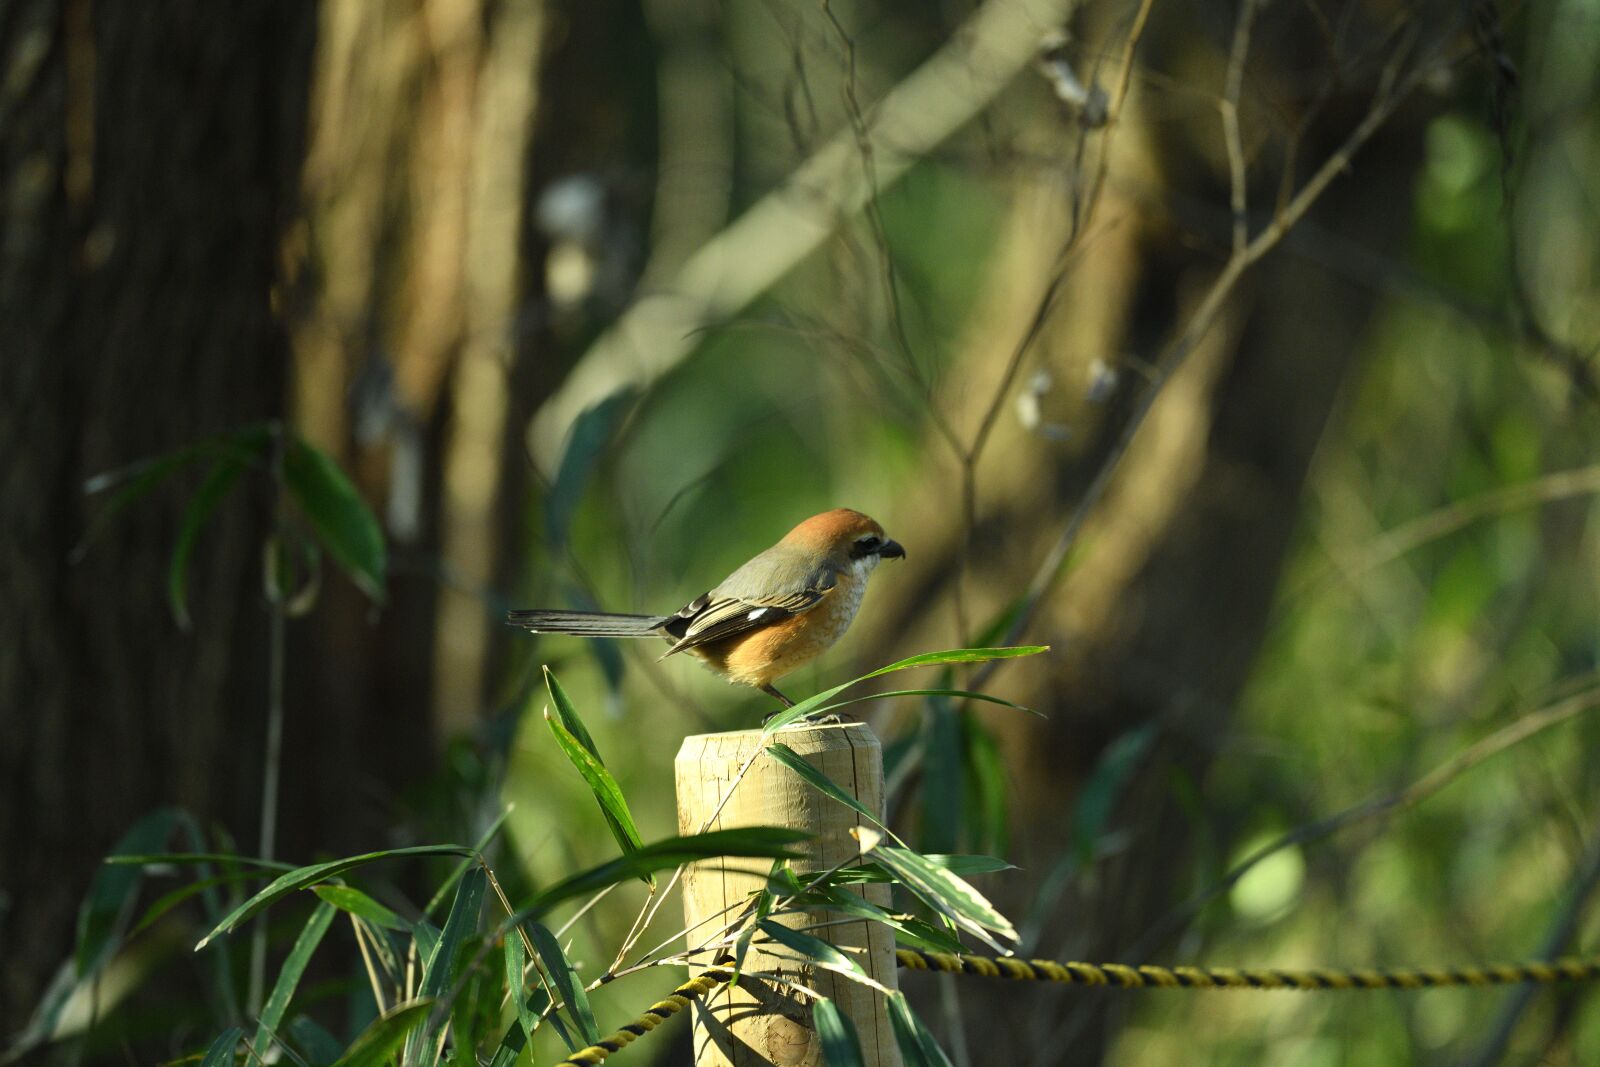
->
544, 708, 646, 870
251, 901, 336, 1057
329, 1000, 434, 1067
526, 921, 600, 1048
286, 1015, 345, 1067
871, 846, 1017, 951
780, 890, 964, 955
410, 867, 486, 1065
963, 715, 1009, 856
813, 999, 865, 1067
546, 388, 635, 550
504, 933, 537, 1047
196, 844, 475, 949
862, 646, 1049, 679
756, 920, 890, 993
168, 456, 250, 629
107, 852, 296, 871
812, 689, 1039, 717
75, 424, 270, 561
816, 854, 1014, 885
919, 697, 963, 854
312, 885, 407, 931
886, 993, 955, 1067
425, 807, 512, 919
132, 874, 249, 936
762, 647, 1048, 734
200, 1026, 245, 1067
511, 828, 810, 922
419, 866, 485, 1001
283, 436, 386, 602
79, 809, 180, 974
766, 743, 901, 844
1072, 723, 1154, 865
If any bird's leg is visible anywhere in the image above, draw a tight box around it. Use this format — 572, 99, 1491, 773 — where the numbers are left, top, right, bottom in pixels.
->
760, 684, 847, 727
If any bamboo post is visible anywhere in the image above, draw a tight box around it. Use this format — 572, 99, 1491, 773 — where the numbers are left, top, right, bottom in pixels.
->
676, 723, 902, 1067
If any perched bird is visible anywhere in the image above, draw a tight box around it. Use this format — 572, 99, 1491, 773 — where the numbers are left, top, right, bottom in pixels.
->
507, 508, 904, 707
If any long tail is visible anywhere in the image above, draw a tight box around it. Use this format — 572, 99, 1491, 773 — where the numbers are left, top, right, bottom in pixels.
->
506, 609, 669, 638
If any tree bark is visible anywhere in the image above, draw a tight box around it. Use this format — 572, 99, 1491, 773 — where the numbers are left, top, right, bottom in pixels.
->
0, 0, 315, 1029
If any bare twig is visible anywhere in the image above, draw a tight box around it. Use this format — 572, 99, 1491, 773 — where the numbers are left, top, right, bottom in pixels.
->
1128, 681, 1600, 961
1221, 0, 1257, 254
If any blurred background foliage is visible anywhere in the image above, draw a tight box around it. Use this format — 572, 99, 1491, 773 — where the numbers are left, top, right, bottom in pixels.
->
4, 0, 1600, 1063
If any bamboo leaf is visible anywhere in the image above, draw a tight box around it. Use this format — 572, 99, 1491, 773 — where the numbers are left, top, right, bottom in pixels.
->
756, 920, 891, 994
813, 999, 865, 1067
766, 744, 901, 844
546, 388, 635, 551
813, 688, 1040, 717
871, 846, 1017, 951
312, 885, 407, 931
763, 647, 1048, 733
545, 712, 647, 865
418, 867, 485, 1000
511, 828, 809, 922
780, 890, 964, 955
286, 1015, 345, 1066
886, 993, 955, 1067
283, 436, 386, 602
525, 921, 600, 1048
814, 854, 1014, 885
424, 806, 512, 919
195, 845, 475, 949
251, 901, 336, 1057
168, 456, 249, 629
199, 1026, 244, 1067
329, 1000, 434, 1067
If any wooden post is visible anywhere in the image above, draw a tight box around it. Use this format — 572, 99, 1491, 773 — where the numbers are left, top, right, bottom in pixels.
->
676, 723, 902, 1067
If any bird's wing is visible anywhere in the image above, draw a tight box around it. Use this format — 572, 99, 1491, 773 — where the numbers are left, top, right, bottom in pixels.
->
659, 566, 836, 658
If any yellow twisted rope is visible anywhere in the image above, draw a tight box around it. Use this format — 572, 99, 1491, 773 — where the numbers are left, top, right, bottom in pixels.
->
554, 964, 730, 1067
894, 947, 1600, 990
548, 949, 1600, 1065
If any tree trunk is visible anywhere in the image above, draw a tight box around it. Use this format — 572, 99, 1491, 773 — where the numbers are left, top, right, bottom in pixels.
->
0, 0, 315, 1029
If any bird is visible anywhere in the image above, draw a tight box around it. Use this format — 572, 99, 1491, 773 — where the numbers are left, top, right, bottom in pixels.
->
507, 508, 905, 708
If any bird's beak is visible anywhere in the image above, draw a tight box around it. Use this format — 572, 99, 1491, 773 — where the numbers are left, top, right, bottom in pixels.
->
879, 539, 906, 560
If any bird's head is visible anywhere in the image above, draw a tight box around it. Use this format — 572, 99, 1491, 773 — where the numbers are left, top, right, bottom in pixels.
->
782, 508, 905, 574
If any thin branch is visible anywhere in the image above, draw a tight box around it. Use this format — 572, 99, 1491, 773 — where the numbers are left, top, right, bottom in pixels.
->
1222, 0, 1257, 254
1127, 681, 1600, 960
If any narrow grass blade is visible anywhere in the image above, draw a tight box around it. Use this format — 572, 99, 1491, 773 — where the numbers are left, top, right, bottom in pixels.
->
872, 846, 1017, 950
887, 992, 955, 1067
526, 921, 600, 1047
284, 436, 386, 602
251, 901, 336, 1057
511, 828, 809, 922
312, 886, 406, 931
329, 1000, 434, 1067
766, 744, 901, 844
813, 999, 865, 1067
756, 920, 890, 994
196, 844, 474, 949
199, 1026, 244, 1067
168, 456, 249, 629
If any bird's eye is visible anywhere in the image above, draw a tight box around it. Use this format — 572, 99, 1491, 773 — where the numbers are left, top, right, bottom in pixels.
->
852, 535, 881, 558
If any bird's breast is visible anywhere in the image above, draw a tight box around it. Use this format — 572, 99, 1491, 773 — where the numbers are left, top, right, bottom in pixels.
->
701, 568, 869, 689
